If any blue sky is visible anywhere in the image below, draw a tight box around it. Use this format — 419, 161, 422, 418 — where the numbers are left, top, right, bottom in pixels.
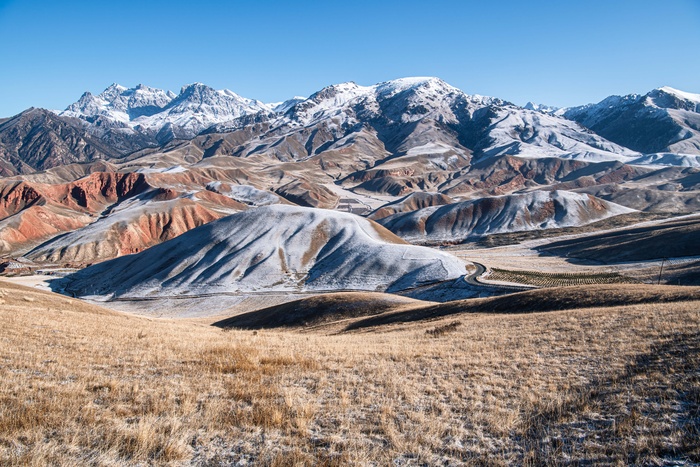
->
1, 0, 698, 117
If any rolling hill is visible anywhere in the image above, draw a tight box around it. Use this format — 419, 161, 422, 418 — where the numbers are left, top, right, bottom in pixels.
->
57, 205, 468, 299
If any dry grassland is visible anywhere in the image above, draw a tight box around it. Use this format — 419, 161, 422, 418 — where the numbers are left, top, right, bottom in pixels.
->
1, 280, 699, 465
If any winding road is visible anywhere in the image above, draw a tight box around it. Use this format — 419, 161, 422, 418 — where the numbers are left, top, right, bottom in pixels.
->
463, 261, 531, 292
465, 262, 487, 286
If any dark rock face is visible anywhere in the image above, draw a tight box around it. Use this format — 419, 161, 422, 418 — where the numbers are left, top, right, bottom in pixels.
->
0, 109, 122, 175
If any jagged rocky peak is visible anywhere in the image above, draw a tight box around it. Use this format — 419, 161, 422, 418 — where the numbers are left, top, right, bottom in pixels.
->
169, 82, 270, 115
647, 86, 700, 112
177, 82, 221, 101
65, 83, 175, 117
307, 81, 372, 106
65, 91, 101, 115
524, 102, 559, 113
99, 83, 128, 100
111, 84, 174, 115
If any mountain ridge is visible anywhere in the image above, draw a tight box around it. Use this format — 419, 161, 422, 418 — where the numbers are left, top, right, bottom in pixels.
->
1, 78, 699, 269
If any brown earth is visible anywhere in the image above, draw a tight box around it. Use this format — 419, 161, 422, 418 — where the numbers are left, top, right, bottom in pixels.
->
368, 192, 454, 220
0, 171, 248, 263
2, 280, 698, 465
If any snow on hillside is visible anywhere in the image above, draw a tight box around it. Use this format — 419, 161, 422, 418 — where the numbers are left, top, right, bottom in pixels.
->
654, 87, 700, 107
378, 191, 635, 244
481, 108, 640, 162
58, 205, 467, 299
52, 77, 676, 164
560, 86, 700, 154
205, 182, 281, 206
217, 76, 637, 164
282, 77, 496, 127
630, 153, 700, 168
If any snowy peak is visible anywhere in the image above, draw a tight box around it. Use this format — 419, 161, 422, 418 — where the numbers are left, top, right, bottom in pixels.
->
65, 83, 175, 120
657, 86, 700, 101
65, 91, 104, 116
52, 78, 700, 162
561, 86, 700, 154
108, 84, 174, 116
98, 83, 128, 101
648, 86, 700, 112
283, 82, 373, 124
285, 76, 486, 126
564, 86, 700, 116
374, 76, 457, 99
524, 102, 559, 113
167, 82, 269, 115
271, 97, 306, 114
308, 81, 372, 105
60, 82, 272, 141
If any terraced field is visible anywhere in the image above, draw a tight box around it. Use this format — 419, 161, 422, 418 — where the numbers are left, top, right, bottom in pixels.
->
485, 268, 638, 288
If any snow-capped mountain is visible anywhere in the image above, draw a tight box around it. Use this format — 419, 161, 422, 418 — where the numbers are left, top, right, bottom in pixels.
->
2, 78, 700, 271
45, 77, 698, 175
562, 86, 700, 154
0, 77, 696, 187
60, 82, 271, 144
65, 83, 176, 121
204, 76, 638, 170
523, 102, 559, 113
56, 76, 638, 167
281, 77, 487, 127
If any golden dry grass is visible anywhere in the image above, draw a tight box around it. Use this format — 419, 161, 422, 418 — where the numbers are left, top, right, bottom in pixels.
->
1, 280, 699, 465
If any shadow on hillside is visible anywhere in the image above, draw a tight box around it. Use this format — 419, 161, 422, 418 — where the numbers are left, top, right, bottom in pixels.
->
344, 284, 700, 331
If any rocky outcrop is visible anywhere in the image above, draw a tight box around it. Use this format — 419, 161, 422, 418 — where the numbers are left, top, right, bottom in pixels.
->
0, 171, 234, 262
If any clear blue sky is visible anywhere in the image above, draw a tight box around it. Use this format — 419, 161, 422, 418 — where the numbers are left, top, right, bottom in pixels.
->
1, 0, 699, 117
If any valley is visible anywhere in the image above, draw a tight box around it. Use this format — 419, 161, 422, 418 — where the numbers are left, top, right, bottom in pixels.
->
1, 76, 699, 465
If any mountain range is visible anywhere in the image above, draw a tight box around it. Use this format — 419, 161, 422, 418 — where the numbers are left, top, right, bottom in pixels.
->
2, 78, 698, 178
1, 77, 699, 290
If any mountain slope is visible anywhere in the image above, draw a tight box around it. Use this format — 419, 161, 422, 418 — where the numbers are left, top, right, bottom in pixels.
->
227, 77, 638, 165
25, 197, 223, 264
0, 108, 122, 175
0, 171, 248, 260
1, 79, 699, 267
58, 205, 467, 298
562, 87, 700, 154
378, 190, 635, 244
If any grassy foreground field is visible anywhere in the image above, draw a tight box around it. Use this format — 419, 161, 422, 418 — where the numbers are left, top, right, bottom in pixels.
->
1, 280, 699, 465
